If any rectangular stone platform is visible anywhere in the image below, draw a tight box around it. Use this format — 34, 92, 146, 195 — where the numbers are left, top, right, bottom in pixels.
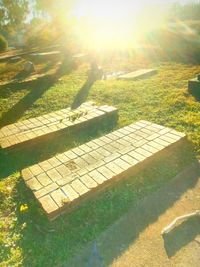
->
188, 77, 200, 94
118, 69, 157, 80
21, 120, 186, 220
0, 102, 117, 151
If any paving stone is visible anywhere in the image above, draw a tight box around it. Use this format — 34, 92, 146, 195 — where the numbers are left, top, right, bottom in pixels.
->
128, 151, 146, 162
56, 153, 69, 164
80, 174, 98, 189
135, 147, 152, 158
39, 160, 53, 172
0, 102, 118, 150
86, 160, 105, 172
64, 150, 78, 160
48, 157, 61, 168
142, 144, 158, 154
165, 132, 181, 141
105, 161, 124, 175
96, 147, 111, 157
56, 173, 79, 186
104, 152, 121, 163
89, 170, 107, 184
62, 184, 79, 201
79, 144, 92, 153
87, 141, 100, 150
47, 169, 62, 182
56, 164, 71, 177
21, 120, 186, 220
113, 158, 131, 170
37, 173, 52, 186
77, 168, 88, 176
34, 182, 59, 199
120, 154, 139, 166
71, 179, 89, 195
146, 133, 160, 141
148, 141, 164, 151
21, 168, 34, 181
39, 195, 58, 217
119, 146, 135, 155
74, 157, 88, 169
89, 150, 103, 161
97, 166, 115, 179
51, 189, 67, 207
29, 165, 43, 176
26, 177, 42, 191
160, 135, 175, 144
154, 138, 169, 147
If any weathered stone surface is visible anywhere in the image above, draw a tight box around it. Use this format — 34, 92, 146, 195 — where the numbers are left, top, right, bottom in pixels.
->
118, 69, 157, 80
21, 120, 186, 220
0, 102, 118, 150
188, 77, 200, 97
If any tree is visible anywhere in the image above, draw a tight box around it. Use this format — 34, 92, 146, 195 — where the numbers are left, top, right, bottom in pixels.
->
0, 0, 29, 29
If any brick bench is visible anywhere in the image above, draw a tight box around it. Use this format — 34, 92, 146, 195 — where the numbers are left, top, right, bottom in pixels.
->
21, 120, 186, 220
0, 102, 118, 151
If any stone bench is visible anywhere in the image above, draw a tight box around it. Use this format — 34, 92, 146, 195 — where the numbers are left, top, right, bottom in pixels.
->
21, 120, 186, 220
0, 102, 118, 151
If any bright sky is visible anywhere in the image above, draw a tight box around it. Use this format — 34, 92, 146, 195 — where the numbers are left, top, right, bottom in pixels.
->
73, 0, 183, 50
29, 0, 193, 50
73, 0, 190, 18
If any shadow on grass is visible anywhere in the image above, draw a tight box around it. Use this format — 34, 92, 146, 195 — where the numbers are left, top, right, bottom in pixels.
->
0, 59, 75, 128
71, 76, 96, 110
163, 216, 200, 258
9, 142, 199, 267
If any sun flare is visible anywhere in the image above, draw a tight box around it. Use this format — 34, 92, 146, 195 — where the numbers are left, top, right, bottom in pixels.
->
73, 0, 142, 51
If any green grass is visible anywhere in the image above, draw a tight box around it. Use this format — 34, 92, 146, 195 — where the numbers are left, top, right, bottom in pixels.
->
0, 58, 200, 266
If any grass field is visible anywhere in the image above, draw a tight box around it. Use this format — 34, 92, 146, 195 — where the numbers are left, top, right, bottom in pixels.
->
0, 57, 200, 266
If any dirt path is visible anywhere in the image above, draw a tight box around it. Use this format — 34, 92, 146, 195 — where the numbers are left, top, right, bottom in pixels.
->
68, 161, 200, 267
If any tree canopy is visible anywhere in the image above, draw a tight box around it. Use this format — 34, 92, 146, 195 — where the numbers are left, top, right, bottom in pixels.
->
0, 0, 29, 28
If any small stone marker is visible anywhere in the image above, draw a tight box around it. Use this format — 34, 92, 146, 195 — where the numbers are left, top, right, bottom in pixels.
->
118, 69, 157, 80
21, 120, 186, 220
30, 51, 61, 57
24, 61, 35, 73
9, 56, 22, 62
30, 51, 61, 60
0, 102, 118, 151
188, 74, 200, 96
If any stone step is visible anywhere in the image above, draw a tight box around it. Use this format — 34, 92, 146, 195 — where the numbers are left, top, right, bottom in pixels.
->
118, 69, 157, 80
0, 102, 118, 151
21, 120, 186, 220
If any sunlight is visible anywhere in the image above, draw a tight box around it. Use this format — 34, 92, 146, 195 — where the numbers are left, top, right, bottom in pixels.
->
73, 0, 142, 51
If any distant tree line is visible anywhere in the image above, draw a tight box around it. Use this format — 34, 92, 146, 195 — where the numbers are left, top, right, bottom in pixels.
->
170, 1, 200, 20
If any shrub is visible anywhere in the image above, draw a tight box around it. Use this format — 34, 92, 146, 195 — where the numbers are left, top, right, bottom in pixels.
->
0, 34, 8, 52
142, 22, 200, 63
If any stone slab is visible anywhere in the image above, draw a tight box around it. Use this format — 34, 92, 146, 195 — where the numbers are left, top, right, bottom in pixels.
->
30, 51, 61, 56
188, 78, 200, 95
21, 120, 186, 220
118, 69, 157, 80
0, 102, 118, 151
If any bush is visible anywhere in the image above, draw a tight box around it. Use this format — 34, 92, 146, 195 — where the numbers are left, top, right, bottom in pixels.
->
142, 22, 200, 63
0, 34, 8, 52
